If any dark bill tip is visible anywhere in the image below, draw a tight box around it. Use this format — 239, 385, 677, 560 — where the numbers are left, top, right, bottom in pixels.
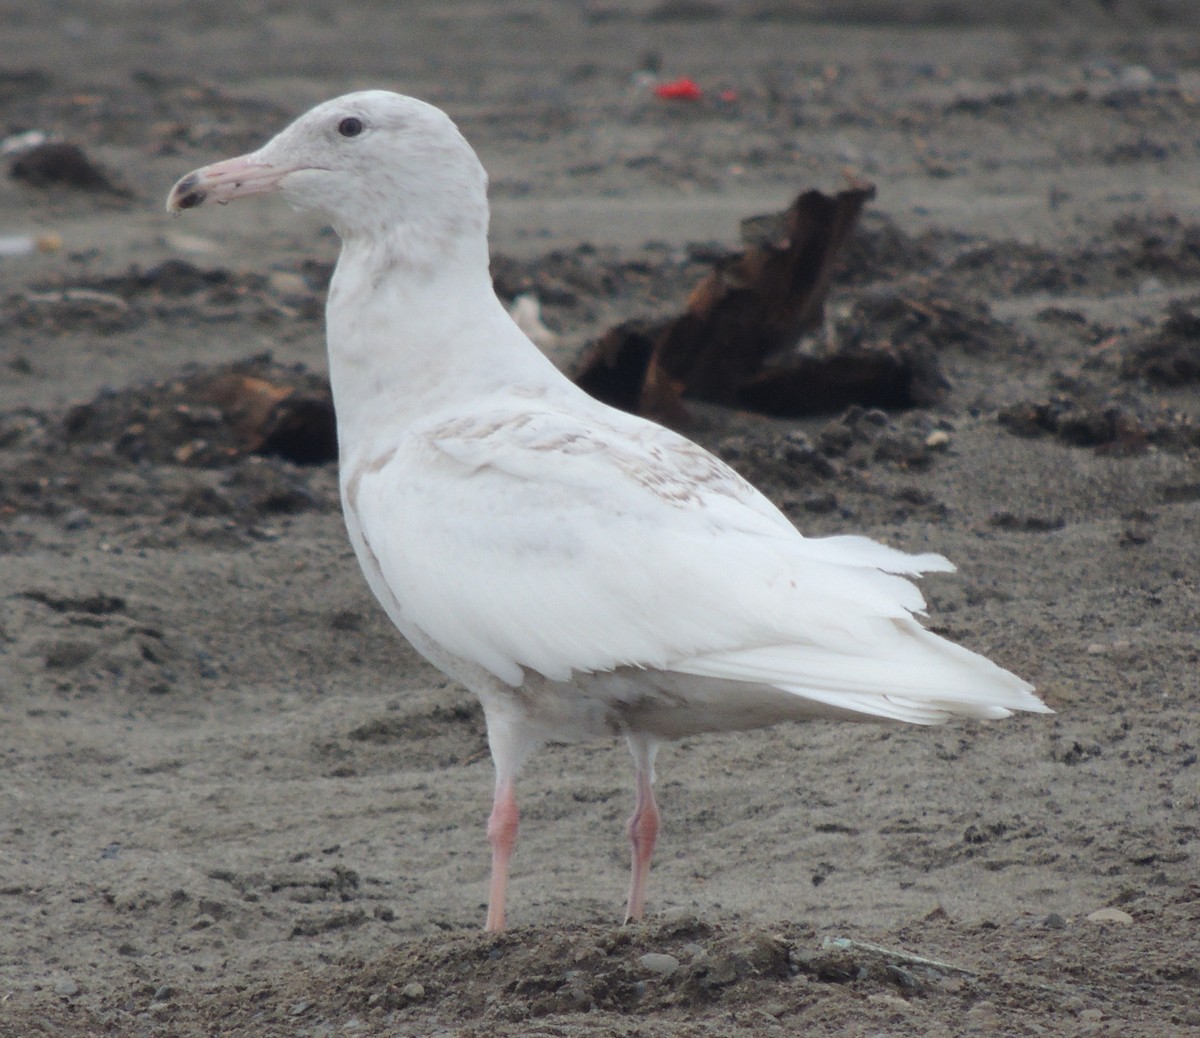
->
174, 188, 207, 210
167, 172, 206, 212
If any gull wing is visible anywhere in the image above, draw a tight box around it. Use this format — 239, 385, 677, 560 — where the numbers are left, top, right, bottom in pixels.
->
348, 398, 1040, 721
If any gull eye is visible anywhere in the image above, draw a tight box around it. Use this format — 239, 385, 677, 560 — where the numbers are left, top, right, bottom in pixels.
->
337, 117, 364, 138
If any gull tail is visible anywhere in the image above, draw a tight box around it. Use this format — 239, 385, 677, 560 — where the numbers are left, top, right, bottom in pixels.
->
677, 617, 1050, 726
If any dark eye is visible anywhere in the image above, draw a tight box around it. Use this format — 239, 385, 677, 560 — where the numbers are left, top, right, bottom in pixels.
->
337, 117, 364, 138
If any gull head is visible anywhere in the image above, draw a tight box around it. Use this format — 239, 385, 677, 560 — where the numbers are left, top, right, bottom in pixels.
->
167, 90, 489, 244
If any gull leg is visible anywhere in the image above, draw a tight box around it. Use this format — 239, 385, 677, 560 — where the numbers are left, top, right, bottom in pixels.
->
486, 776, 518, 932
624, 735, 660, 924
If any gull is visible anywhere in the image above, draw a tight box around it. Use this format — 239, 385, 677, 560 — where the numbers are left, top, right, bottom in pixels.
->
167, 91, 1050, 932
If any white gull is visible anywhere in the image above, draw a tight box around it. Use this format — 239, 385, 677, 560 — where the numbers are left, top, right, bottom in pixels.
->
167, 90, 1050, 931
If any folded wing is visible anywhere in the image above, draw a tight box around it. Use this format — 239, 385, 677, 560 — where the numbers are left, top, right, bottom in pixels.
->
352, 397, 1045, 723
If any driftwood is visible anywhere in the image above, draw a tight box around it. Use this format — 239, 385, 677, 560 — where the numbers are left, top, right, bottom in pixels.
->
575, 183, 945, 424
62, 356, 336, 467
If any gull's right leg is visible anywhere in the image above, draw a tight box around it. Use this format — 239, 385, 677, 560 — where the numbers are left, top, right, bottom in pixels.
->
486, 774, 518, 932
623, 734, 661, 923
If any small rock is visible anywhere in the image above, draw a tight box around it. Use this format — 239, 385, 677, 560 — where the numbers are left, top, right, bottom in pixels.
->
964, 1000, 999, 1027
638, 952, 680, 977
924, 429, 951, 449
1118, 65, 1154, 90
1043, 912, 1067, 929
573, 943, 605, 963
191, 913, 216, 930
43, 639, 97, 669
63, 508, 92, 530
886, 964, 922, 992
402, 981, 425, 1000
10, 141, 118, 191
1086, 907, 1133, 925
152, 984, 174, 1002
268, 271, 310, 297
1080, 1008, 1104, 1024
54, 977, 79, 997
330, 610, 363, 632
801, 492, 838, 514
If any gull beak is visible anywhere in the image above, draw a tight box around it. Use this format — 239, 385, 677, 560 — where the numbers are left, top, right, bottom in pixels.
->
166, 153, 291, 212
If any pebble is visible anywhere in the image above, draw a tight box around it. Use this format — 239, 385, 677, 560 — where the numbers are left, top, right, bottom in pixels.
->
638, 952, 680, 977
402, 981, 425, 1000
163, 230, 222, 255
54, 977, 79, 997
63, 507, 92, 530
268, 271, 310, 297
964, 1000, 999, 1028
1086, 907, 1133, 925
1118, 65, 1154, 90
924, 429, 951, 449
1084, 638, 1128, 657
43, 638, 97, 669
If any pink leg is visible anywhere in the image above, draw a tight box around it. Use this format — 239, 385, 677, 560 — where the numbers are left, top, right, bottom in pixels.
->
486, 777, 518, 932
624, 745, 660, 924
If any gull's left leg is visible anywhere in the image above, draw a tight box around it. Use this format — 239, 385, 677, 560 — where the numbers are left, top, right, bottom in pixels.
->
623, 733, 660, 923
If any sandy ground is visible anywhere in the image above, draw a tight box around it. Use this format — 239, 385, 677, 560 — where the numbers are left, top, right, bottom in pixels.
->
2, 2, 1199, 1035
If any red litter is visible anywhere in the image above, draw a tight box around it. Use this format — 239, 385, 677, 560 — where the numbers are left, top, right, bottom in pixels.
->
654, 76, 703, 101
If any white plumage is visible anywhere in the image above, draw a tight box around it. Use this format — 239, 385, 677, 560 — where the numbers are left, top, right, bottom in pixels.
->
168, 90, 1050, 931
